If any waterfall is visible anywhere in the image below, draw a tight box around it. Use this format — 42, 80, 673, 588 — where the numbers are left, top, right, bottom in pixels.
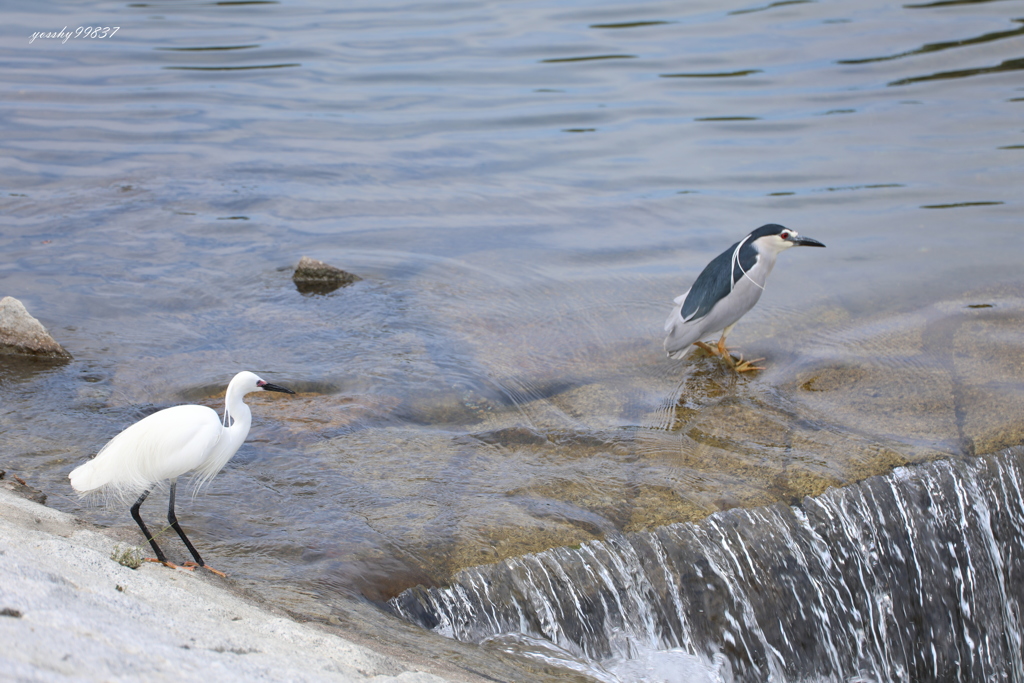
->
389, 448, 1024, 682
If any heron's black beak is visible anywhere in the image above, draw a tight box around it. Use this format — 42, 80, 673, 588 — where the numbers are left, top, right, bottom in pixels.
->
791, 235, 826, 248
261, 382, 296, 394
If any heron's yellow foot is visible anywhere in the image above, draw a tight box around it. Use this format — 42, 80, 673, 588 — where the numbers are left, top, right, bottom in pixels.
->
693, 341, 723, 358
732, 355, 765, 373
694, 340, 764, 372
716, 337, 730, 358
716, 336, 766, 372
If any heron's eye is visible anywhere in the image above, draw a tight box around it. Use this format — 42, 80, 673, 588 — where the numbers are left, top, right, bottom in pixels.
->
780, 232, 790, 240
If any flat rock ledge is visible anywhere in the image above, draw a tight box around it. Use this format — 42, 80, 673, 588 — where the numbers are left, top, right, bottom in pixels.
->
0, 487, 460, 683
293, 257, 362, 295
0, 296, 72, 359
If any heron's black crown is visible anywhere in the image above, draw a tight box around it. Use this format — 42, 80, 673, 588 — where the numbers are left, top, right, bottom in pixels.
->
746, 223, 789, 240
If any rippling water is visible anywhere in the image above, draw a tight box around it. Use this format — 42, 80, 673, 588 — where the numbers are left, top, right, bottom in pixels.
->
2, 0, 1023, 678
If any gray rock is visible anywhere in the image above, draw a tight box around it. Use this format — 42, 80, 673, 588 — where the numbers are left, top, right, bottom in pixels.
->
0, 297, 72, 359
0, 470, 47, 506
293, 257, 362, 295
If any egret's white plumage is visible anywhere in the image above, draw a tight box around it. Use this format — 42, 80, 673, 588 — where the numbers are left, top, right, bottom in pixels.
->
70, 404, 224, 498
69, 370, 295, 571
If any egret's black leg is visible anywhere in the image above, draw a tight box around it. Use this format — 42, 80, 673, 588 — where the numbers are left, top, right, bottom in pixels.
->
167, 480, 205, 567
130, 489, 167, 563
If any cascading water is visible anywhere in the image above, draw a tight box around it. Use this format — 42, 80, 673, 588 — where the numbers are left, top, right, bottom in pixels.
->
390, 448, 1024, 682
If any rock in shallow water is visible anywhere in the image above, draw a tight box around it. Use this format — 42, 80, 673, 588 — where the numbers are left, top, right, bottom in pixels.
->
0, 296, 72, 359
0, 470, 47, 505
292, 256, 362, 295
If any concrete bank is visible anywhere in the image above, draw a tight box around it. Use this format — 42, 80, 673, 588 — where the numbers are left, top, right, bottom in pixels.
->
0, 487, 463, 683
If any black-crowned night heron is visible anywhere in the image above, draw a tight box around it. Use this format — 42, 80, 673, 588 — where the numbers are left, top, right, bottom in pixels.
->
664, 223, 825, 372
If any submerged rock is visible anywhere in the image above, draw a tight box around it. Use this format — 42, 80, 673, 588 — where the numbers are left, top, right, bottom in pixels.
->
0, 470, 47, 505
292, 256, 362, 295
0, 296, 72, 359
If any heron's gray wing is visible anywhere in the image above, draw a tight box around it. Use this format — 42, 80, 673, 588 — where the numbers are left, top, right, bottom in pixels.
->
679, 239, 760, 321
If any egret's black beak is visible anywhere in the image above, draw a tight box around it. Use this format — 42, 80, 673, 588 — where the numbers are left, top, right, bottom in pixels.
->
260, 382, 296, 394
791, 235, 826, 248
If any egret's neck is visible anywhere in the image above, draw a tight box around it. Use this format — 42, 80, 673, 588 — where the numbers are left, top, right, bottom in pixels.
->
191, 383, 255, 491
222, 387, 253, 448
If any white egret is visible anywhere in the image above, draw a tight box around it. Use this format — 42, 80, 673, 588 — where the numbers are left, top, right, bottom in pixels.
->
69, 371, 295, 574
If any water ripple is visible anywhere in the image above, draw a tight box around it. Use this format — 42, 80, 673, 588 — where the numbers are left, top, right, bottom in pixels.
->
889, 56, 1024, 85
589, 21, 673, 29
540, 55, 637, 63
163, 63, 301, 71
839, 20, 1024, 65
729, 0, 814, 15
660, 70, 762, 78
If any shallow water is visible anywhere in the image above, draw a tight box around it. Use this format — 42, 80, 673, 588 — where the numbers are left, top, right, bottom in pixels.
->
2, 0, 1023, 678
